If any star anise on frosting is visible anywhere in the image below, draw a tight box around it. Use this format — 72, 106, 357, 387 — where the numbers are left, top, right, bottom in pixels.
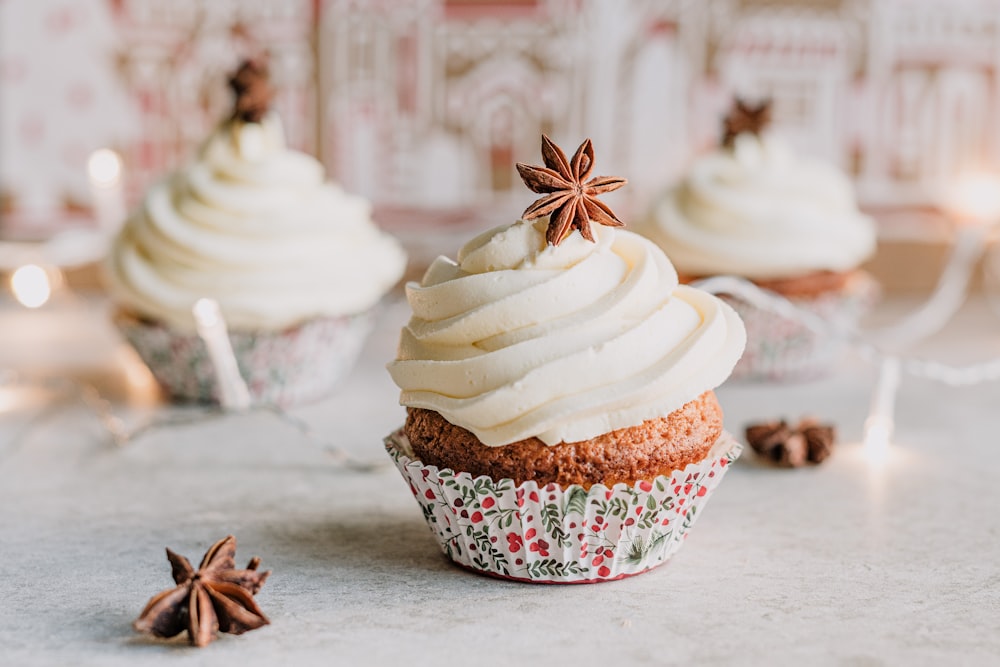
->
515, 135, 627, 246
721, 97, 773, 148
228, 58, 274, 123
745, 418, 835, 467
133, 535, 271, 647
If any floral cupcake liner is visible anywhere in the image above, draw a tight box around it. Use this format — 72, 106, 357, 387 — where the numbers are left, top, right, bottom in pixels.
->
385, 429, 741, 584
724, 273, 878, 382
116, 310, 373, 406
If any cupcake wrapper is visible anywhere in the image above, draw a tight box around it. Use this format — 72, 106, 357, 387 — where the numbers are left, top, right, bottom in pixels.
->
725, 274, 878, 382
385, 429, 741, 584
117, 311, 373, 406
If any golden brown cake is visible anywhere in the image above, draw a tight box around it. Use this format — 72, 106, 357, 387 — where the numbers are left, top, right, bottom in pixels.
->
404, 391, 723, 489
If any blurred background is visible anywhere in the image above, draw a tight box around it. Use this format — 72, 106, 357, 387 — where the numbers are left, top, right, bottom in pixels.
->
1, 0, 999, 289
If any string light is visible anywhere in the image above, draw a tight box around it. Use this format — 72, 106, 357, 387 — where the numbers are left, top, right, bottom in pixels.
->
0, 370, 386, 471
86, 148, 123, 188
948, 171, 1000, 224
862, 358, 900, 466
10, 265, 56, 309
192, 298, 251, 411
867, 224, 990, 347
695, 206, 998, 464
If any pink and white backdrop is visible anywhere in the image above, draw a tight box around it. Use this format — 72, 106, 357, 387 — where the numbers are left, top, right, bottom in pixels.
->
2, 0, 1000, 239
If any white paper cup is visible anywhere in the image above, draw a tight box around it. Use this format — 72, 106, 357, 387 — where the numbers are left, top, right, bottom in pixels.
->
116, 310, 372, 406
385, 429, 741, 584
725, 272, 878, 381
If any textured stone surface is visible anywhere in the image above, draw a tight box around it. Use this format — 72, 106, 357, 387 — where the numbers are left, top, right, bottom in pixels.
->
1, 295, 999, 665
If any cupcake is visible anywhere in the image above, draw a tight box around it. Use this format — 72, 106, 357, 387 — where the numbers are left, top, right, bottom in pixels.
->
638, 99, 877, 381
385, 136, 746, 583
106, 60, 406, 405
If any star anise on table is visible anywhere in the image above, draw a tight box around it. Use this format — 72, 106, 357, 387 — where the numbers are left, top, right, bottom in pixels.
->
515, 135, 627, 246
133, 535, 271, 647
228, 58, 274, 123
745, 418, 836, 468
721, 97, 773, 148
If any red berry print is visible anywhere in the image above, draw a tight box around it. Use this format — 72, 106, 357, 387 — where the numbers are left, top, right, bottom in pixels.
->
598, 566, 611, 578
481, 497, 495, 509
470, 511, 484, 524
507, 532, 523, 553
525, 528, 537, 540
638, 480, 653, 492
424, 489, 436, 500
697, 486, 707, 497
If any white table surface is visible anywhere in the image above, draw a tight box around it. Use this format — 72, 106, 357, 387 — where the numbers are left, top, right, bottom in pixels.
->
1, 292, 999, 666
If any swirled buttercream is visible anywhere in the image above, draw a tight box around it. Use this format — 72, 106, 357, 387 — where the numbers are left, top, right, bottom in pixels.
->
106, 113, 406, 331
387, 219, 746, 447
641, 133, 876, 279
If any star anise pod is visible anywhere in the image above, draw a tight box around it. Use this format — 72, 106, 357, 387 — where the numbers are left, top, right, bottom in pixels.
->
745, 418, 836, 467
515, 135, 627, 246
133, 535, 271, 647
721, 97, 772, 148
228, 58, 274, 123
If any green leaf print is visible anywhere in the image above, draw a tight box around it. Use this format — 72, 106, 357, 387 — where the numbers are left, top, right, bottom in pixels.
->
525, 559, 585, 579
540, 503, 571, 548
563, 487, 588, 516
607, 497, 628, 518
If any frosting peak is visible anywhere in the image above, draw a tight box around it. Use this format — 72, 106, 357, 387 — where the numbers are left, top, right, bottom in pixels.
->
388, 221, 745, 447
642, 133, 876, 279
106, 114, 406, 331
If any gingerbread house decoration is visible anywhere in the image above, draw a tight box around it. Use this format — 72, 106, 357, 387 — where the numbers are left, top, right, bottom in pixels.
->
108, 0, 317, 199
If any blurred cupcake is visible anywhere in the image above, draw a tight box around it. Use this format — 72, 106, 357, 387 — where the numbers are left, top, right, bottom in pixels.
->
638, 99, 877, 380
385, 136, 746, 583
106, 60, 406, 405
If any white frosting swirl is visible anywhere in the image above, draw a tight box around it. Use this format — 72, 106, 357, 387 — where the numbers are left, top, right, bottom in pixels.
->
106, 113, 406, 331
387, 219, 746, 447
642, 133, 876, 279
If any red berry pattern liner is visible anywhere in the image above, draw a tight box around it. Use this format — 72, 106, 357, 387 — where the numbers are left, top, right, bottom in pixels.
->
385, 429, 742, 584
116, 310, 373, 406
724, 272, 879, 382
